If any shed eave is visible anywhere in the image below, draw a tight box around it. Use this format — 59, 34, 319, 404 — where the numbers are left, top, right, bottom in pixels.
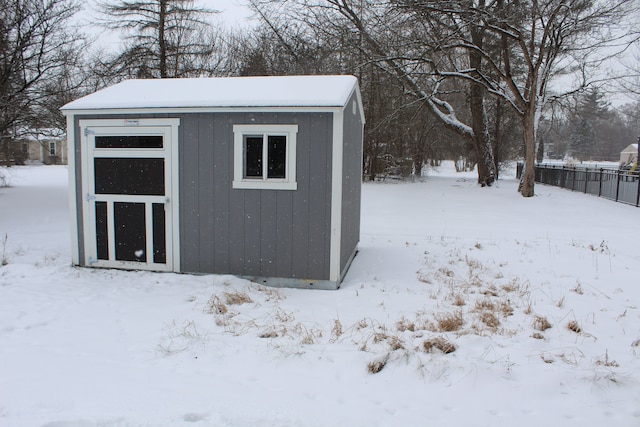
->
61, 105, 348, 116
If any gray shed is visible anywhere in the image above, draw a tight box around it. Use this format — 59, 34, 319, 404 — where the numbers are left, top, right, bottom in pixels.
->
62, 75, 364, 289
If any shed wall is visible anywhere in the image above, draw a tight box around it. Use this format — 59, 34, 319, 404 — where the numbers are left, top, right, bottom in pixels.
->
72, 111, 334, 281
340, 92, 364, 275
180, 111, 333, 281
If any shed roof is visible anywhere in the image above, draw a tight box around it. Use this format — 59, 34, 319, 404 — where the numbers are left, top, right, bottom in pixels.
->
62, 75, 359, 111
621, 143, 638, 152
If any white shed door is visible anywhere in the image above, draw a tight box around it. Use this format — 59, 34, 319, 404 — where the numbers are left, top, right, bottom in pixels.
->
80, 120, 179, 272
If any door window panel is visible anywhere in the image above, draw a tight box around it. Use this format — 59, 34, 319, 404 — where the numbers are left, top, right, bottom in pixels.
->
95, 201, 109, 260
95, 135, 163, 149
114, 202, 147, 262
152, 203, 166, 264
94, 158, 165, 195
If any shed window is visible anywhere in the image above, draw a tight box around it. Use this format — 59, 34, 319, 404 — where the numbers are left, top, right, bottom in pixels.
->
233, 124, 298, 190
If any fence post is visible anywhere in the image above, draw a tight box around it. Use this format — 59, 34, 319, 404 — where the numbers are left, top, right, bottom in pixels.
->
572, 167, 576, 191
598, 168, 603, 197
584, 169, 588, 194
636, 172, 640, 208
615, 169, 621, 202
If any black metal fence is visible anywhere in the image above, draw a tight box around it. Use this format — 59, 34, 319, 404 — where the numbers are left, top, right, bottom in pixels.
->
517, 163, 640, 207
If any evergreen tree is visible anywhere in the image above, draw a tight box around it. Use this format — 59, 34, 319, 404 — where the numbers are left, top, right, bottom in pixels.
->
99, 0, 217, 79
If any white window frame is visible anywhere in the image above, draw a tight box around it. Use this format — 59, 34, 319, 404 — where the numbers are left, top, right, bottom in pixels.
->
233, 124, 298, 190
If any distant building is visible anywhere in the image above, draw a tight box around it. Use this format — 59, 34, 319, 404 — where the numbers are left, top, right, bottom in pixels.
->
24, 133, 67, 165
620, 143, 638, 165
0, 131, 66, 165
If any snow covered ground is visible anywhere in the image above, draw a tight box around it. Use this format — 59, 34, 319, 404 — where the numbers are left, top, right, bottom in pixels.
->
1, 163, 639, 427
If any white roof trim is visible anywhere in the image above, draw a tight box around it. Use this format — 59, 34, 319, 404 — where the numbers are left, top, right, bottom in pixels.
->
62, 75, 359, 111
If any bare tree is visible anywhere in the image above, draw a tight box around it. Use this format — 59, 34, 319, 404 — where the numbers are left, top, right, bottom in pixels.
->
269, 0, 637, 195
0, 0, 84, 165
98, 0, 219, 79
395, 0, 638, 196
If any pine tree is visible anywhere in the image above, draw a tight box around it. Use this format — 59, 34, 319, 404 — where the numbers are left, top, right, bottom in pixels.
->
99, 0, 217, 79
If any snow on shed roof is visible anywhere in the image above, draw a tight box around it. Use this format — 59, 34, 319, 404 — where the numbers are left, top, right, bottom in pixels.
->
62, 75, 359, 111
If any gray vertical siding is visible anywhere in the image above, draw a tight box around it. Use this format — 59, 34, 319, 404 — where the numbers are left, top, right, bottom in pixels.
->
180, 111, 334, 280
340, 92, 364, 275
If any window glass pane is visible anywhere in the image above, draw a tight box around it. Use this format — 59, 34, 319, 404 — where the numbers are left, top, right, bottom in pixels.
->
95, 201, 109, 260
152, 203, 166, 264
94, 158, 165, 195
244, 136, 263, 178
95, 135, 163, 149
267, 135, 286, 179
114, 202, 146, 262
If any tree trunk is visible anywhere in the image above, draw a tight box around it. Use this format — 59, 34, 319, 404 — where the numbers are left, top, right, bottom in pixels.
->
159, 0, 167, 78
493, 99, 503, 180
519, 106, 536, 197
469, 24, 496, 187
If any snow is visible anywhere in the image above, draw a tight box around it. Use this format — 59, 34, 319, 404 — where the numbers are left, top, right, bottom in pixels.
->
1, 163, 639, 427
60, 76, 358, 111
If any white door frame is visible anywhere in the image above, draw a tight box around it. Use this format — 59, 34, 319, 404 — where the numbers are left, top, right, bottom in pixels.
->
80, 118, 180, 272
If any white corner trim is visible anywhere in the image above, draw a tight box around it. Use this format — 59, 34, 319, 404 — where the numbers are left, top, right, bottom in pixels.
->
66, 114, 79, 265
171, 120, 181, 272
329, 109, 345, 282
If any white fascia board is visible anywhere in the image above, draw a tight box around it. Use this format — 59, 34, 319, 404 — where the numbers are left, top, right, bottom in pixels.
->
350, 85, 366, 125
62, 106, 344, 116
329, 107, 345, 282
66, 114, 80, 265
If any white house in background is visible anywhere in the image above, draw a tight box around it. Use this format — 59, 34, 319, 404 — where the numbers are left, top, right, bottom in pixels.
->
24, 132, 67, 165
620, 143, 638, 165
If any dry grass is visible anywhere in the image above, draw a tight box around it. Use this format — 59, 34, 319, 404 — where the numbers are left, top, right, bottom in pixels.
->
421, 337, 457, 354
367, 355, 389, 374
435, 311, 464, 332
330, 318, 343, 342
571, 283, 584, 295
224, 291, 253, 305
450, 293, 466, 306
540, 354, 554, 364
396, 316, 416, 332
595, 351, 619, 367
531, 332, 545, 340
387, 336, 405, 351
479, 312, 500, 328
157, 320, 208, 356
438, 267, 455, 277
206, 295, 228, 315
258, 329, 279, 338
501, 281, 520, 293
1, 233, 8, 266
417, 272, 432, 284
533, 315, 552, 331
474, 298, 495, 311
567, 320, 582, 333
